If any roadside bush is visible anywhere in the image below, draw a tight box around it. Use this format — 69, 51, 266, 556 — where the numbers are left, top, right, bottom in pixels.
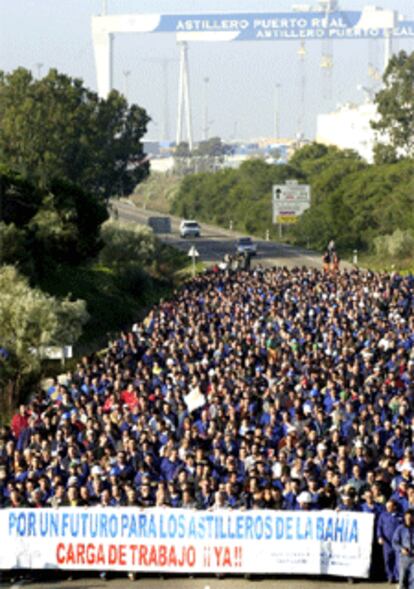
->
374, 229, 414, 258
116, 263, 153, 295
0, 265, 88, 412
99, 219, 155, 268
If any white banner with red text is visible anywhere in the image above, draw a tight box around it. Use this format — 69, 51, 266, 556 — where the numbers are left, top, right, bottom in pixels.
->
0, 508, 374, 577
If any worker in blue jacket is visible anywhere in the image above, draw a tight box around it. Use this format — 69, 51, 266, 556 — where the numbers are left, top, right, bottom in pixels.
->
393, 509, 414, 589
377, 499, 402, 583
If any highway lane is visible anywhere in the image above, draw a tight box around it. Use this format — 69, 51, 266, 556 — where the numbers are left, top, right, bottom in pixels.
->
2, 573, 389, 589
114, 200, 328, 269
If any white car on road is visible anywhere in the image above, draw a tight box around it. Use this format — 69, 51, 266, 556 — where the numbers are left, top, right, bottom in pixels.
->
236, 237, 257, 256
180, 220, 201, 238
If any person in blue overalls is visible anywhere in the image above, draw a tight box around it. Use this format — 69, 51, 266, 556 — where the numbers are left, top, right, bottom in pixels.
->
377, 499, 402, 583
393, 509, 414, 589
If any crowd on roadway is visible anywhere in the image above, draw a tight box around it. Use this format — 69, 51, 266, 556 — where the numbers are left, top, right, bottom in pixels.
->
2, 264, 414, 582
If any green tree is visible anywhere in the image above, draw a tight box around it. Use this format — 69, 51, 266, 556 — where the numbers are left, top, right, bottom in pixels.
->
0, 168, 108, 279
372, 50, 414, 161
29, 178, 108, 268
289, 142, 330, 173
290, 143, 362, 183
175, 142, 191, 157
0, 164, 43, 225
0, 223, 28, 269
99, 219, 156, 268
196, 137, 232, 157
0, 266, 88, 410
0, 68, 150, 198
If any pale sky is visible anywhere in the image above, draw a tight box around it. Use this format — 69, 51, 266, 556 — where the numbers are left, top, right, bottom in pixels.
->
2, 0, 414, 142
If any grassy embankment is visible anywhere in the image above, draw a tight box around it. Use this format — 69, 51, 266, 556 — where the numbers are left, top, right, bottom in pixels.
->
358, 254, 414, 274
39, 242, 191, 359
131, 172, 181, 213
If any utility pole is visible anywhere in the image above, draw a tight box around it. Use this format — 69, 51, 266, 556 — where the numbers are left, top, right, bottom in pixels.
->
161, 59, 171, 141
122, 69, 131, 100
293, 4, 310, 139
274, 83, 281, 139
202, 76, 210, 141
297, 40, 306, 138
319, 0, 338, 99
143, 57, 177, 142
384, 28, 393, 70
35, 62, 43, 79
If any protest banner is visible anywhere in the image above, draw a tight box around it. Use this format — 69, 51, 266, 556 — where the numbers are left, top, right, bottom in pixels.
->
0, 508, 373, 577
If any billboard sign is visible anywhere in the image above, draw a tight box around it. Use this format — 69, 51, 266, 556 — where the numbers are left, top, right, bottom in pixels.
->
273, 181, 311, 224
94, 12, 414, 42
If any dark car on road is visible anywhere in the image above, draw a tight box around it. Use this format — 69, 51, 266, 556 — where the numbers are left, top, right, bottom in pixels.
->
236, 237, 257, 256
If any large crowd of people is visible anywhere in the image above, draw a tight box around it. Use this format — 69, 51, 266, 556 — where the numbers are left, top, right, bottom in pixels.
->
2, 265, 414, 581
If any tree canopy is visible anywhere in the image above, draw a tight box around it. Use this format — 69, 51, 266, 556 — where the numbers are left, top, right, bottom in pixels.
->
372, 50, 414, 162
0, 166, 108, 280
99, 220, 156, 269
195, 137, 233, 157
0, 68, 150, 198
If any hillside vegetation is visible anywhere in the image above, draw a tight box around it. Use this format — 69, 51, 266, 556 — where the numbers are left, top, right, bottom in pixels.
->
132, 172, 181, 214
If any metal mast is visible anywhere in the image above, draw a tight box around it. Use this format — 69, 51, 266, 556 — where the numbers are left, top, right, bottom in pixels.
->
297, 41, 307, 138
319, 0, 338, 100
143, 57, 177, 142
176, 41, 193, 151
202, 77, 210, 141
35, 62, 44, 79
122, 69, 131, 100
274, 83, 282, 138
293, 4, 311, 138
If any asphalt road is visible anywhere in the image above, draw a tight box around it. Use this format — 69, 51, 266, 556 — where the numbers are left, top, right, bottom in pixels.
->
0, 573, 391, 589
114, 200, 328, 270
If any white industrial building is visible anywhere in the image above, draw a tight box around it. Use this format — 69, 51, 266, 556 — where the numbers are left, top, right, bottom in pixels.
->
316, 101, 379, 163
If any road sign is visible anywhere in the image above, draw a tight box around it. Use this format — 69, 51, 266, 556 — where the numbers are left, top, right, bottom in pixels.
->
272, 180, 311, 225
188, 246, 199, 258
188, 246, 199, 278
31, 345, 73, 368
34, 346, 73, 360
